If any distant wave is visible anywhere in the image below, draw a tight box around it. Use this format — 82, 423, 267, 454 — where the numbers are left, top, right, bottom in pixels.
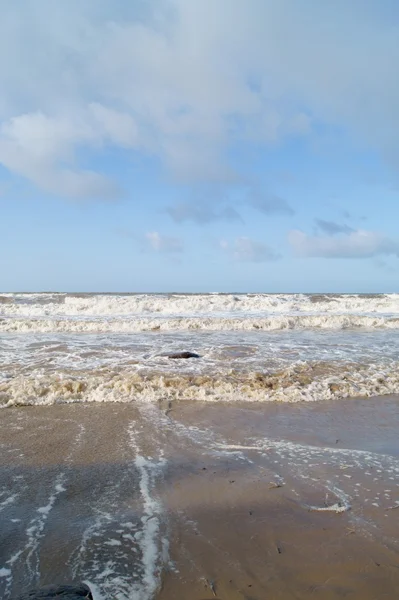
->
1, 292, 399, 319
2, 313, 399, 333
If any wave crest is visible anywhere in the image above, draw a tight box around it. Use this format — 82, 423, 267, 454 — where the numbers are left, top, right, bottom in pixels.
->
1, 313, 399, 333
1, 361, 398, 407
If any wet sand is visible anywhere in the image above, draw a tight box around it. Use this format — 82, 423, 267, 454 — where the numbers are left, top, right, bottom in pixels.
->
1, 397, 399, 599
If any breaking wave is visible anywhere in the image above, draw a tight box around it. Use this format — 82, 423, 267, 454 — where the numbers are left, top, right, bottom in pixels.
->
1, 293, 399, 332
2, 293, 399, 407
1, 313, 399, 333
0, 292, 398, 316
1, 361, 399, 407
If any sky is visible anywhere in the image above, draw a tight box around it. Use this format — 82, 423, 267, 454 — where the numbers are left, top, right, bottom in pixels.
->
1, 0, 399, 292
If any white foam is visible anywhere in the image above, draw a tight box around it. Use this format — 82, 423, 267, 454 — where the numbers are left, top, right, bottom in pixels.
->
0, 494, 18, 512
0, 569, 11, 578
3, 358, 399, 407
2, 313, 399, 333
128, 424, 167, 600
308, 502, 350, 513
103, 539, 122, 547
68, 421, 167, 600
1, 292, 399, 318
1, 293, 399, 333
24, 474, 67, 577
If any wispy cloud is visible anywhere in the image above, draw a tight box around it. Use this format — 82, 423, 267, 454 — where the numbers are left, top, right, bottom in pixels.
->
221, 237, 280, 262
145, 231, 183, 254
249, 191, 295, 216
166, 202, 242, 225
289, 229, 399, 259
315, 219, 354, 235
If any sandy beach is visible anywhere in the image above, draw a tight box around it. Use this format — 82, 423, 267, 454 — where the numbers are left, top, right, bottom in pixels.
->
1, 396, 399, 599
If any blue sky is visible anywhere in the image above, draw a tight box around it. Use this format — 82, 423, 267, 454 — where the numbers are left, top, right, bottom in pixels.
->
1, 0, 399, 292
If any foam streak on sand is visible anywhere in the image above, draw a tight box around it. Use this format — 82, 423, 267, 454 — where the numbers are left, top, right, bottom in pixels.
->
0, 493, 19, 512
0, 474, 67, 597
67, 421, 167, 600
128, 423, 167, 600
24, 474, 67, 573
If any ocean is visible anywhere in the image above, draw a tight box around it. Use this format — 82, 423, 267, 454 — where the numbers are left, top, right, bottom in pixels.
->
2, 292, 399, 407
1, 293, 399, 599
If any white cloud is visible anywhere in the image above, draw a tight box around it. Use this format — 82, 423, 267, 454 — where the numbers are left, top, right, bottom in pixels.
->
145, 231, 183, 253
221, 236, 279, 262
0, 1, 399, 196
0, 107, 135, 198
289, 229, 399, 259
88, 103, 138, 148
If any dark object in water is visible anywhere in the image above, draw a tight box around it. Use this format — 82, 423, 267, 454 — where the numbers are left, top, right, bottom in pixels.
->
16, 583, 93, 600
167, 351, 200, 359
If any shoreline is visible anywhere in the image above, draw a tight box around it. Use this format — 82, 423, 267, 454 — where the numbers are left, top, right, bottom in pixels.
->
1, 397, 399, 599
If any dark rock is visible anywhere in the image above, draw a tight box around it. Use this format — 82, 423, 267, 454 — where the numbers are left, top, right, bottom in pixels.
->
15, 583, 93, 600
167, 351, 200, 359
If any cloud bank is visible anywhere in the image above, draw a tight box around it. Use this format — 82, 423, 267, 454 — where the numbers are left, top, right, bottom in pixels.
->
0, 0, 398, 197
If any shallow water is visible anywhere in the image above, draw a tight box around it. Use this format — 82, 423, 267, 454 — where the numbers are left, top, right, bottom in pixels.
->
2, 293, 399, 406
